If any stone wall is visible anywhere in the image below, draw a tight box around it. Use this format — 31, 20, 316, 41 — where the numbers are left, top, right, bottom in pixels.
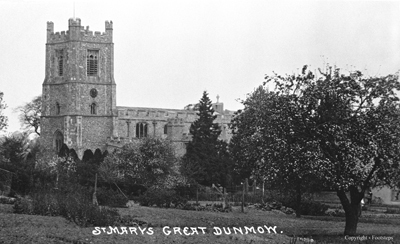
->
40, 116, 65, 155
116, 106, 233, 143
80, 116, 114, 154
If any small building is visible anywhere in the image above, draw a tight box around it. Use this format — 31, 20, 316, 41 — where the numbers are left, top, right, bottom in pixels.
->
372, 186, 400, 205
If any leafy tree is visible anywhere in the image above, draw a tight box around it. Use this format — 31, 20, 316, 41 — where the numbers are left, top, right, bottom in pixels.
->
100, 137, 177, 189
303, 67, 400, 235
0, 132, 38, 194
230, 84, 324, 217
182, 91, 230, 187
214, 140, 233, 189
229, 87, 269, 184
231, 65, 400, 235
16, 95, 41, 135
0, 91, 7, 132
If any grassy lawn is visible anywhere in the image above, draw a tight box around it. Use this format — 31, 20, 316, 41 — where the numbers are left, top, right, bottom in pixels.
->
1, 203, 399, 243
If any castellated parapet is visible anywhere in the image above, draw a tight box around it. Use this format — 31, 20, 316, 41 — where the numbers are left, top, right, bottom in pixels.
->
47, 18, 113, 44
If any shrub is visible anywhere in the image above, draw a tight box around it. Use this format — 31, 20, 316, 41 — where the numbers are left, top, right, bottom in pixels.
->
325, 209, 345, 217
0, 195, 16, 204
271, 193, 329, 216
13, 186, 120, 227
13, 196, 33, 214
96, 187, 128, 208
385, 207, 400, 214
137, 188, 187, 208
117, 215, 149, 227
178, 202, 232, 212
299, 200, 329, 216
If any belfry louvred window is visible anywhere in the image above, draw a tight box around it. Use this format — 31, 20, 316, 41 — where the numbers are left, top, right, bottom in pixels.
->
87, 50, 99, 76
56, 49, 64, 76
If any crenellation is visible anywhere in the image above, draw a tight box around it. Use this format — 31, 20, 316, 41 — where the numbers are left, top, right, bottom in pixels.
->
47, 18, 112, 44
105, 20, 113, 30
47, 21, 54, 32
48, 32, 69, 43
68, 18, 81, 27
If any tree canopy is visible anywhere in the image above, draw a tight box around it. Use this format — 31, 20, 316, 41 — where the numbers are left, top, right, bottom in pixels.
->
230, 65, 400, 235
100, 137, 177, 188
0, 91, 7, 132
16, 95, 41, 135
0, 131, 39, 194
230, 83, 324, 217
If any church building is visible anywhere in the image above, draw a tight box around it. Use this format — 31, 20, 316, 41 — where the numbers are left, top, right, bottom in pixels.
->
40, 18, 233, 159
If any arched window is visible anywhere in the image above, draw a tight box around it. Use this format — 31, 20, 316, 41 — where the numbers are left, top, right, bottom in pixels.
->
87, 50, 99, 76
164, 124, 168, 134
90, 103, 97, 115
56, 49, 64, 76
53, 130, 64, 153
136, 122, 148, 138
56, 102, 60, 115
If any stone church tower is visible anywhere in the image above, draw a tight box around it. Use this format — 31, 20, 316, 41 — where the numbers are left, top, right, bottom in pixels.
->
40, 18, 234, 159
40, 18, 117, 159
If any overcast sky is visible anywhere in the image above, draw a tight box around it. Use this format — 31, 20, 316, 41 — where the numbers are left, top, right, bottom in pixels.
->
1, 0, 400, 133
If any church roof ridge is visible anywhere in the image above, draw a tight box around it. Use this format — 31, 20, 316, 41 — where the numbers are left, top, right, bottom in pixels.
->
116, 106, 193, 112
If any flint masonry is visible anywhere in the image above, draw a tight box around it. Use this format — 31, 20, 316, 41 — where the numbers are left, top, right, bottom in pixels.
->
40, 18, 233, 159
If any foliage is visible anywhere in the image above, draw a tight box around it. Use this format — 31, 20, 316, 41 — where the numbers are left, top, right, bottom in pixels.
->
100, 137, 177, 188
276, 194, 329, 216
13, 185, 120, 227
137, 187, 187, 208
229, 75, 325, 217
230, 65, 400, 235
0, 91, 7, 132
182, 91, 232, 187
0, 195, 16, 204
96, 187, 129, 207
13, 196, 33, 214
180, 202, 232, 212
0, 132, 39, 195
15, 95, 41, 135
76, 149, 105, 187
32, 146, 84, 191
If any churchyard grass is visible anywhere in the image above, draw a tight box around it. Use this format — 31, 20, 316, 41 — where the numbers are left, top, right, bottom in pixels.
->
1, 203, 399, 243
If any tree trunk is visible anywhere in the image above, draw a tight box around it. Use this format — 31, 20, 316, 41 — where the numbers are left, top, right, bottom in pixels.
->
295, 183, 302, 218
262, 180, 265, 204
241, 180, 245, 213
196, 185, 199, 205
343, 203, 360, 235
93, 173, 98, 206
337, 188, 363, 235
